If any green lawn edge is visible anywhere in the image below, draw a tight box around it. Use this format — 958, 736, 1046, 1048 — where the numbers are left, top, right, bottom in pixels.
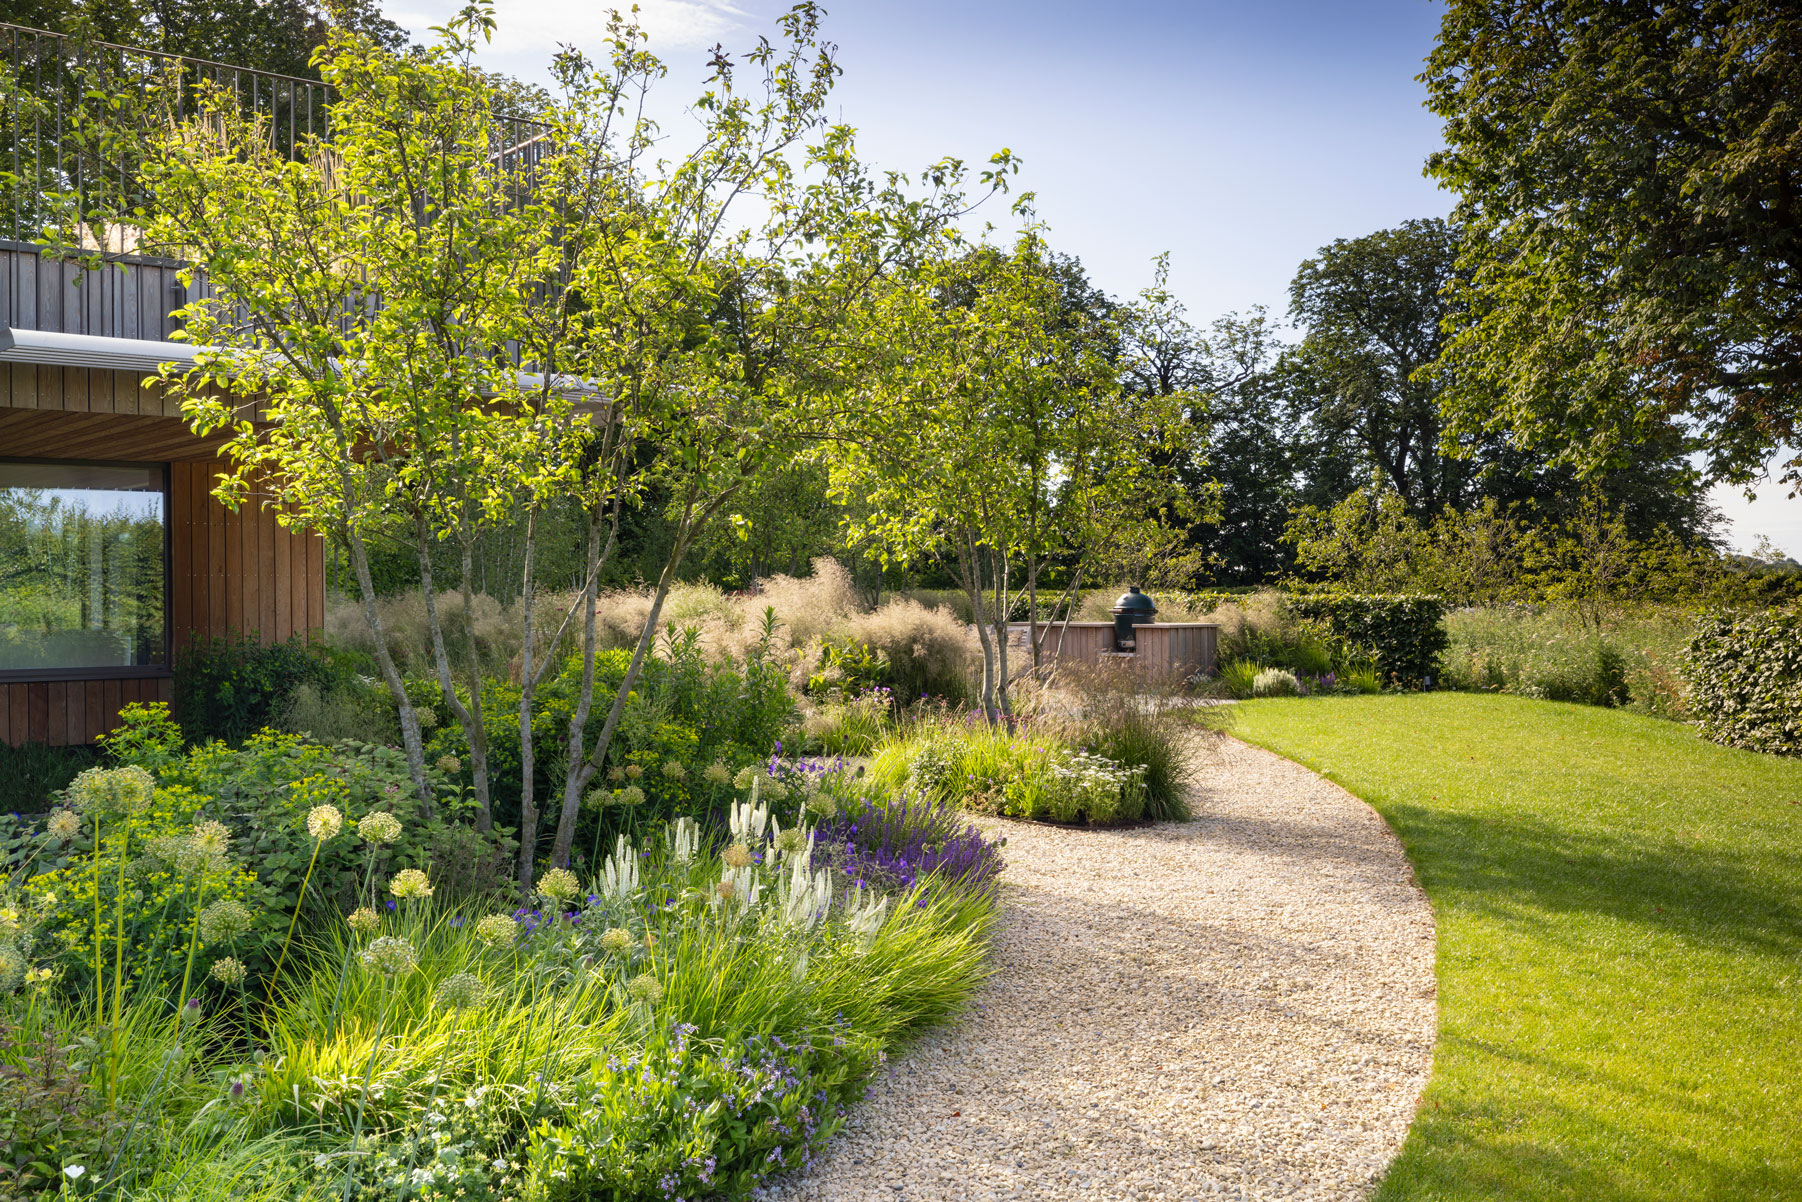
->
1202, 693, 1802, 1202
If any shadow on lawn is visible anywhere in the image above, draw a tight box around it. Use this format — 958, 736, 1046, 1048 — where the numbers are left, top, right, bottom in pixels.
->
1380, 800, 1802, 960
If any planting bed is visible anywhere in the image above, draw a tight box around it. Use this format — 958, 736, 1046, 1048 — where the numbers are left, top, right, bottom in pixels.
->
759, 735, 1436, 1201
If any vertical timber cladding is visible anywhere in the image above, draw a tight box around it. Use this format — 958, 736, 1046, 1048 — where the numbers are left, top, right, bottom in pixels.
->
168, 460, 325, 657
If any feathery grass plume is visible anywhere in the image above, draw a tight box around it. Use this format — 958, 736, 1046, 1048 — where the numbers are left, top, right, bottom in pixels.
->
305, 804, 344, 840
346, 906, 381, 935
209, 957, 246, 986
388, 869, 433, 900
357, 811, 403, 845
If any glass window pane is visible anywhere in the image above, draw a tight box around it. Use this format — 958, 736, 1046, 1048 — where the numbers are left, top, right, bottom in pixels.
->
0, 461, 167, 671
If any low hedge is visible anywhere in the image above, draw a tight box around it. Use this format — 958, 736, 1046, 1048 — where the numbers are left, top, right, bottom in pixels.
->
1283, 593, 1448, 685
1682, 610, 1802, 756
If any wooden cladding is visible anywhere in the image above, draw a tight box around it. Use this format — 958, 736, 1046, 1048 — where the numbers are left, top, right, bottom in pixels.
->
0, 241, 186, 342
1014, 621, 1219, 679
0, 677, 174, 748
168, 460, 324, 656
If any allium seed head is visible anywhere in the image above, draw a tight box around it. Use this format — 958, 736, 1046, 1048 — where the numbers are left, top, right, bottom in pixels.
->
435, 754, 461, 774
599, 927, 633, 954
661, 760, 687, 780
616, 785, 645, 808
358, 811, 403, 845
536, 867, 581, 904
209, 956, 247, 986
198, 898, 252, 944
775, 828, 806, 855
190, 820, 231, 858
722, 843, 755, 869
45, 809, 79, 842
623, 763, 643, 780
361, 935, 418, 976
434, 971, 483, 1011
703, 762, 731, 786
306, 804, 344, 840
473, 914, 516, 948
625, 972, 663, 1007
606, 766, 626, 784
389, 868, 433, 900
347, 906, 381, 935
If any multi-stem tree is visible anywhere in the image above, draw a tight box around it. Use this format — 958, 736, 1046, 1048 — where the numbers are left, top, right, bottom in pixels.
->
828, 230, 1196, 721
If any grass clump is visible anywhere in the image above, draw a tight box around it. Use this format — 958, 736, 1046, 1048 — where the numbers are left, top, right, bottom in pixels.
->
1217, 692, 1802, 1202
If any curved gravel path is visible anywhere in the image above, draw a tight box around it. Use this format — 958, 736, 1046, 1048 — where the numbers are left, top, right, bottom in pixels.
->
761, 734, 1436, 1202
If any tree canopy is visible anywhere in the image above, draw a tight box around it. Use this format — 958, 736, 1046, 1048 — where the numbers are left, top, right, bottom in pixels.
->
1423, 0, 1802, 492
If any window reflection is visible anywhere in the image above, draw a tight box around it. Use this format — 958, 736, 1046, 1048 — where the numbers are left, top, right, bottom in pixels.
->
0, 462, 167, 671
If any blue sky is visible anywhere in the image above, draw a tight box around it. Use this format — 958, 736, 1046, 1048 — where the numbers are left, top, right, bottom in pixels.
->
392, 0, 1800, 556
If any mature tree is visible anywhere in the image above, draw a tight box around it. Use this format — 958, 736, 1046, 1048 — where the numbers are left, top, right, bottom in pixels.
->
1286, 218, 1472, 516
1423, 0, 1802, 491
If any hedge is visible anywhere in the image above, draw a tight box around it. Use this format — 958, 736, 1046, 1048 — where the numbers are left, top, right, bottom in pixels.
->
1681, 611, 1802, 756
1283, 593, 1448, 685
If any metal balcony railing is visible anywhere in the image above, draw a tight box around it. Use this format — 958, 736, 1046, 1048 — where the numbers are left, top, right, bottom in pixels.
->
0, 21, 549, 247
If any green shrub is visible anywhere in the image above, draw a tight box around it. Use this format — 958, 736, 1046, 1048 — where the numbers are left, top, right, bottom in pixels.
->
806, 637, 889, 696
174, 633, 355, 745
1213, 659, 1261, 699
1682, 610, 1802, 755
0, 741, 94, 816
869, 723, 1151, 826
1341, 664, 1383, 695
426, 632, 797, 844
1283, 593, 1448, 684
1075, 695, 1191, 822
1252, 667, 1301, 697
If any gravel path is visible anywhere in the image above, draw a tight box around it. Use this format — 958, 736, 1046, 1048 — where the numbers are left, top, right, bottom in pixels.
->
761, 734, 1436, 1202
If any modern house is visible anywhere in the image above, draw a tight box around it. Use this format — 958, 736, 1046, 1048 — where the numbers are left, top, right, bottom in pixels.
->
0, 25, 327, 746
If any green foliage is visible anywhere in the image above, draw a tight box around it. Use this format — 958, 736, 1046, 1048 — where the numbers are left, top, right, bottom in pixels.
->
870, 722, 1156, 826
803, 690, 892, 757
0, 743, 93, 817
807, 637, 890, 696
0, 1014, 108, 1202
1424, 0, 1802, 492
427, 638, 796, 844
1440, 605, 1701, 718
1214, 659, 1261, 700
1073, 695, 1191, 822
1282, 594, 1448, 685
1682, 611, 1802, 756
173, 634, 352, 746
1226, 694, 1802, 1201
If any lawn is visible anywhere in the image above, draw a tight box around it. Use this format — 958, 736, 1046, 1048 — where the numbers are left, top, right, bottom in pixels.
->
1211, 693, 1802, 1202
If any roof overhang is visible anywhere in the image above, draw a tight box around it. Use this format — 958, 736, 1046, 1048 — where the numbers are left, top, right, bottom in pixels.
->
0, 327, 602, 402
0, 327, 201, 373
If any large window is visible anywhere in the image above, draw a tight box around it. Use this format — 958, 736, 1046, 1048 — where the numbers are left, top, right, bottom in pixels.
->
0, 461, 168, 673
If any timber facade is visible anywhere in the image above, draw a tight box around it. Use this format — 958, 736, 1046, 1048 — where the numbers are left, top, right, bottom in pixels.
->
0, 238, 324, 745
